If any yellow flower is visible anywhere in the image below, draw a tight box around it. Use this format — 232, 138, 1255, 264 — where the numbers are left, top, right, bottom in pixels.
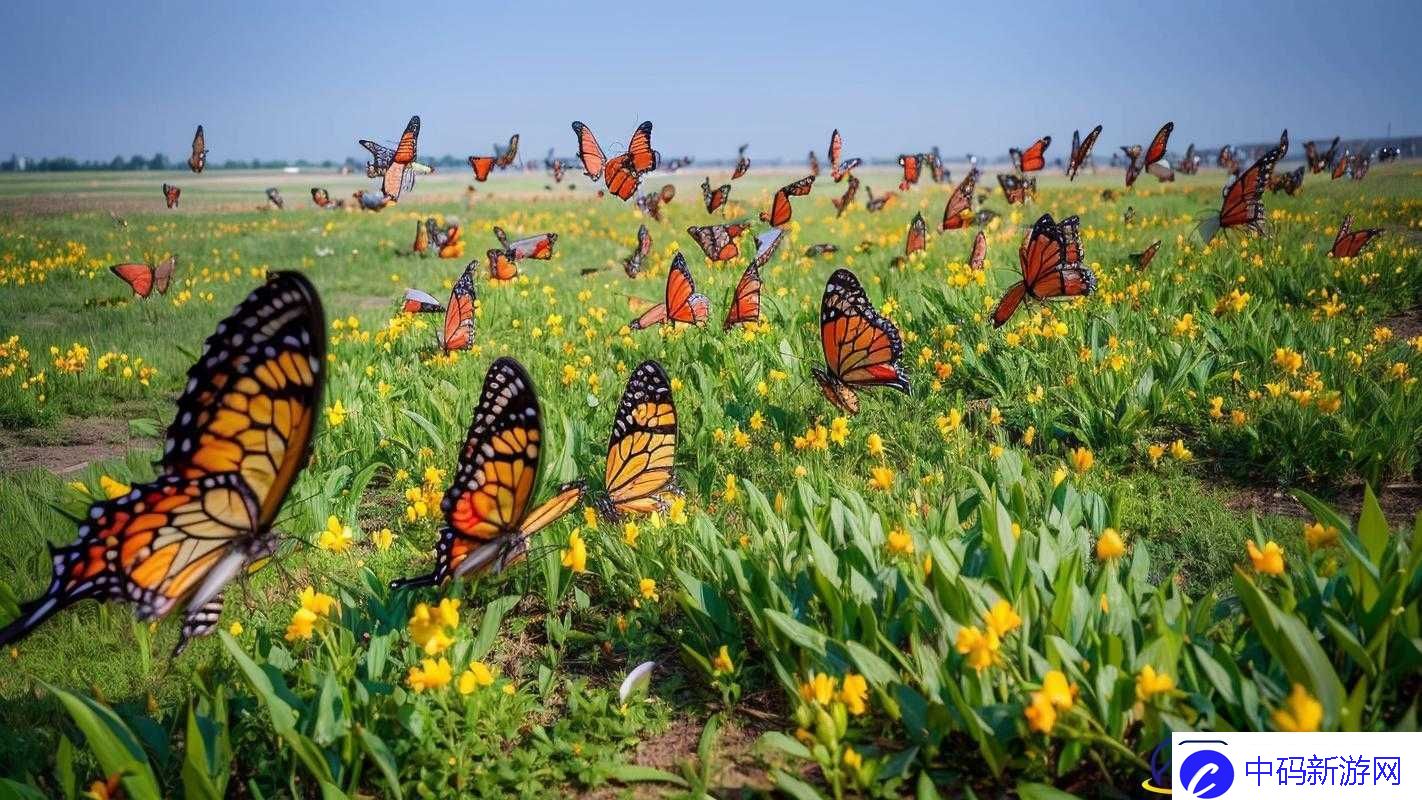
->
298, 586, 338, 617
712, 645, 734, 675
1147, 443, 1165, 465
639, 577, 659, 602
843, 747, 863, 770
318, 515, 354, 553
722, 473, 738, 503
1052, 466, 1068, 487
228, 621, 243, 636
1040, 670, 1077, 710
955, 625, 1000, 671
1024, 691, 1057, 734
1069, 447, 1094, 474
1096, 528, 1127, 561
408, 599, 459, 655
1303, 521, 1338, 550
1271, 683, 1323, 731
325, 400, 347, 427
99, 475, 130, 499
800, 672, 837, 705
561, 530, 588, 573
839, 673, 868, 715
983, 600, 1021, 638
583, 506, 598, 528
1273, 347, 1303, 374
1136, 665, 1175, 701
623, 521, 640, 547
866, 432, 885, 458
668, 496, 688, 525
886, 527, 914, 555
1247, 540, 1285, 575
372, 528, 395, 551
1170, 439, 1192, 461
458, 661, 496, 694
830, 416, 850, 446
285, 607, 319, 641
407, 657, 453, 693
1022, 425, 1036, 447
1209, 396, 1224, 418
868, 466, 896, 491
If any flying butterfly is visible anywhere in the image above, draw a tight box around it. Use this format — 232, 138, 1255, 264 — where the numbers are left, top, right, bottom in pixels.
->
1305, 137, 1340, 174
905, 212, 927, 255
1204, 129, 1288, 241
110, 256, 177, 298
722, 229, 784, 331
486, 248, 518, 281
188, 125, 207, 173
998, 173, 1035, 205
624, 224, 653, 278
927, 149, 948, 183
311, 187, 335, 208
1332, 152, 1352, 180
1010, 136, 1051, 173
0, 273, 325, 653
493, 227, 557, 260
572, 121, 660, 200
1130, 240, 1161, 270
265, 188, 285, 210
897, 154, 922, 191
991, 213, 1097, 328
359, 115, 421, 201
494, 134, 520, 168
402, 288, 445, 314
828, 130, 862, 182
1178, 143, 1200, 175
629, 252, 710, 329
1328, 214, 1383, 259
1269, 166, 1305, 196
832, 175, 861, 217
1066, 125, 1102, 180
439, 263, 477, 351
162, 183, 181, 208
390, 358, 584, 587
686, 220, 752, 261
760, 175, 815, 227
590, 361, 681, 520
1351, 153, 1371, 181
968, 230, 987, 270
805, 243, 838, 257
701, 178, 731, 214
807, 150, 821, 176
812, 269, 910, 415
732, 143, 750, 179
468, 156, 497, 182
865, 185, 894, 212
941, 169, 979, 230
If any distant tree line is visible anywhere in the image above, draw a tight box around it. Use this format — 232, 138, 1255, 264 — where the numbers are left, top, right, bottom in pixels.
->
1, 152, 504, 173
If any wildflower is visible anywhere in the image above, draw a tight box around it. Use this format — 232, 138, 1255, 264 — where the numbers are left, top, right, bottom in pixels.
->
372, 528, 395, 551
562, 530, 588, 572
1170, 439, 1192, 461
407, 657, 453, 693
1052, 466, 1068, 487
318, 516, 354, 553
868, 466, 895, 491
325, 400, 347, 427
1273, 347, 1303, 374
639, 578, 659, 602
623, 521, 640, 547
99, 475, 130, 499
983, 599, 1022, 637
749, 410, 765, 430
228, 621, 243, 636
1040, 670, 1077, 710
285, 607, 319, 641
299, 586, 338, 617
1147, 443, 1165, 465
799, 672, 837, 705
408, 599, 459, 655
1096, 528, 1127, 561
1025, 690, 1057, 734
886, 527, 914, 555
1303, 521, 1338, 550
1209, 396, 1224, 418
1247, 540, 1285, 575
1136, 665, 1175, 701
830, 416, 850, 446
1022, 425, 1036, 447
458, 661, 496, 694
1069, 446, 1094, 474
1271, 683, 1323, 732
839, 673, 868, 715
866, 432, 885, 458
843, 747, 863, 770
667, 496, 688, 525
955, 625, 1000, 671
722, 473, 738, 503
712, 645, 734, 675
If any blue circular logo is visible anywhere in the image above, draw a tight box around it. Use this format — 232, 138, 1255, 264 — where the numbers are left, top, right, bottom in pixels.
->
1180, 750, 1235, 799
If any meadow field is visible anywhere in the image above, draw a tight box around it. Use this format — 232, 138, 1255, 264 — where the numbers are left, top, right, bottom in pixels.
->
1, 162, 1420, 798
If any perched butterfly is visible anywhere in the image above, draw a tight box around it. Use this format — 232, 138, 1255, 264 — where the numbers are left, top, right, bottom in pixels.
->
897, 154, 922, 191
636, 191, 666, 222
1351, 153, 1371, 181
998, 173, 1035, 204
591, 361, 680, 520
359, 115, 421, 201
188, 125, 207, 173
311, 187, 334, 208
760, 175, 815, 227
732, 143, 750, 179
701, 178, 731, 214
390, 358, 585, 587
493, 227, 557, 260
812, 269, 910, 415
630, 252, 710, 329
1130, 240, 1161, 270
865, 185, 895, 212
355, 190, 390, 211
942, 169, 979, 230
0, 273, 325, 653
572, 120, 660, 200
686, 220, 751, 261
807, 150, 821, 176
1123, 206, 1136, 225
486, 248, 518, 281
722, 229, 784, 330
1010, 136, 1051, 173
1305, 136, 1340, 174
927, 149, 948, 183
110, 256, 177, 298
432, 222, 463, 259
968, 230, 987, 270
551, 159, 566, 183
624, 224, 653, 278
1332, 152, 1352, 180
991, 213, 1097, 328
162, 183, 181, 208
805, 243, 839, 257
411, 220, 431, 255
402, 287, 445, 314
1329, 214, 1383, 258
1066, 126, 1101, 180
1207, 129, 1288, 240
828, 130, 862, 182
1269, 166, 1305, 196
265, 188, 285, 210
468, 156, 497, 182
494, 133, 519, 168
1178, 143, 1200, 175
439, 263, 477, 351
905, 212, 927, 255
832, 175, 861, 217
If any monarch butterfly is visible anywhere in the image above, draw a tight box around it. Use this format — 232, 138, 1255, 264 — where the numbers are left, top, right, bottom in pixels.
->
686, 220, 751, 261
1210, 130, 1287, 239
1066, 125, 1101, 180
356, 190, 390, 211
975, 209, 1000, 226
1332, 152, 1352, 180
551, 159, 566, 183
1123, 206, 1136, 226
571, 120, 659, 200
0, 272, 325, 653
359, 115, 421, 201
1124, 121, 1173, 187
941, 169, 979, 230
1305, 136, 1339, 173
804, 243, 838, 257
991, 213, 1097, 328
1268, 166, 1304, 196
897, 154, 922, 191
998, 173, 1034, 205
1329, 214, 1383, 259
110, 256, 177, 298
807, 150, 821, 176
760, 175, 815, 227
487, 248, 518, 281
927, 149, 948, 183
1010, 136, 1051, 173
402, 288, 445, 314
265, 188, 285, 210
828, 130, 862, 182
721, 228, 784, 331
1177, 143, 1200, 175
468, 156, 497, 182
1130, 240, 1161, 270
1351, 153, 1370, 181
492, 227, 557, 261
494, 133, 520, 168
439, 263, 477, 351
311, 187, 334, 208
434, 224, 463, 260
590, 360, 680, 520
732, 143, 750, 179
968, 230, 987, 270
832, 175, 861, 217
188, 125, 207, 173
865, 185, 894, 212
162, 183, 181, 208
905, 212, 927, 255
391, 358, 585, 588
411, 220, 431, 255
812, 269, 910, 415
630, 252, 710, 329
624, 224, 652, 277
701, 178, 731, 214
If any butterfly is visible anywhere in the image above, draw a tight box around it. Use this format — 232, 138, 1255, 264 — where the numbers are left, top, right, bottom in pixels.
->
311, 187, 334, 208
390, 358, 585, 588
360, 115, 421, 201
571, 120, 659, 200
1218, 146, 1240, 176
110, 256, 177, 298
1130, 240, 1161, 270
1329, 214, 1383, 258
402, 288, 445, 314
1010, 136, 1051, 173
975, 209, 1000, 226
1178, 143, 1200, 175
265, 188, 285, 210
439, 263, 477, 351
1066, 126, 1101, 180
412, 220, 431, 254
897, 154, 922, 191
1332, 152, 1352, 180
927, 149, 948, 183
551, 159, 566, 183
0, 273, 325, 654
1269, 166, 1305, 196
1208, 129, 1288, 239
486, 248, 518, 281
805, 243, 839, 257
494, 134, 520, 168
686, 220, 751, 261
732, 143, 750, 179
590, 361, 680, 520
1122, 121, 1174, 187
865, 185, 895, 212
636, 191, 666, 222
493, 227, 557, 260
968, 230, 987, 270
1351, 153, 1371, 181
905, 212, 927, 255
431, 222, 463, 259
832, 175, 861, 217
759, 175, 815, 227
941, 168, 979, 230
828, 130, 862, 182
812, 269, 910, 415
722, 229, 784, 330
1305, 136, 1340, 174
702, 178, 731, 213
991, 213, 1097, 328
629, 252, 710, 329
624, 224, 652, 278
355, 190, 390, 211
468, 156, 497, 182
998, 173, 1035, 205
807, 150, 821, 177
188, 125, 207, 173
162, 183, 181, 208
1123, 206, 1136, 225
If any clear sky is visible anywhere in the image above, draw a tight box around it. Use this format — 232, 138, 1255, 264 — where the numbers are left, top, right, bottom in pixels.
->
4, 0, 1419, 164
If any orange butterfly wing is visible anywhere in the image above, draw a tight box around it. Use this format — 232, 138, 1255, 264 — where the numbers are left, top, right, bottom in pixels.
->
1016, 136, 1051, 172
111, 263, 156, 298
905, 213, 927, 255
393, 116, 420, 164
1143, 122, 1173, 167
469, 156, 496, 181
597, 361, 679, 518
441, 267, 477, 350
816, 269, 910, 409
571, 121, 607, 180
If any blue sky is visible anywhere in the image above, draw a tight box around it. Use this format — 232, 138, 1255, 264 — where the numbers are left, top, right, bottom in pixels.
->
4, 0, 1419, 163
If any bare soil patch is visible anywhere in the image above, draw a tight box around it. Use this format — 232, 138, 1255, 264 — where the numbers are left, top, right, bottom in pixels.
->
0, 417, 151, 475
1384, 306, 1422, 342
1225, 482, 1422, 527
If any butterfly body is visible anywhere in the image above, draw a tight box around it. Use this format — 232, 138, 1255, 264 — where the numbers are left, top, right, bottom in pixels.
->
592, 361, 680, 521
813, 269, 910, 415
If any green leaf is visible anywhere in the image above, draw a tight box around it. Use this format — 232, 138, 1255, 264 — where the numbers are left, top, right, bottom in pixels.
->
0, 779, 49, 800
218, 632, 334, 784
356, 726, 404, 800
844, 640, 898, 688
471, 595, 519, 661
756, 732, 811, 760
180, 699, 226, 800
55, 734, 76, 800
1016, 781, 1083, 800
1232, 569, 1345, 724
43, 683, 161, 800
773, 770, 828, 800
764, 609, 828, 655
605, 765, 688, 788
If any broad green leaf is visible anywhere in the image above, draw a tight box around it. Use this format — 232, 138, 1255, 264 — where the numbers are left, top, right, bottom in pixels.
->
44, 683, 161, 800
